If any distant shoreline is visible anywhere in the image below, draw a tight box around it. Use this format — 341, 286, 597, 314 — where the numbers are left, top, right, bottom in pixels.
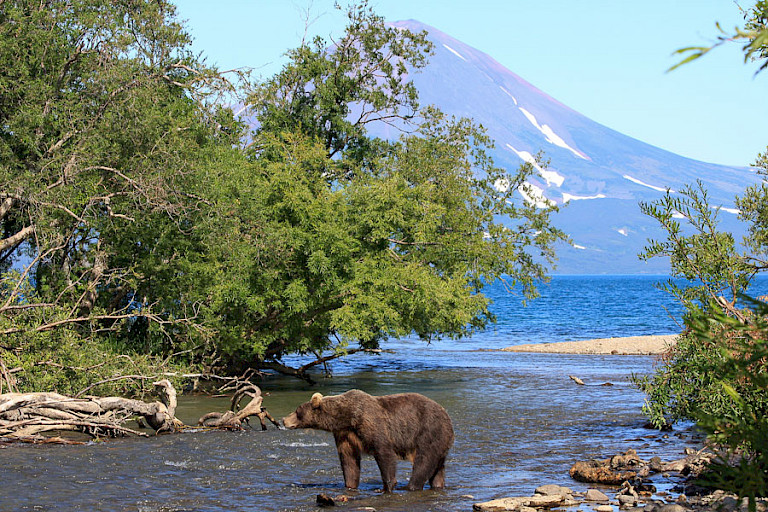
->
501, 334, 678, 355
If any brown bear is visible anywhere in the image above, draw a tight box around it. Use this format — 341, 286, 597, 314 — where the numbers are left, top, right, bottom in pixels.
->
282, 389, 454, 492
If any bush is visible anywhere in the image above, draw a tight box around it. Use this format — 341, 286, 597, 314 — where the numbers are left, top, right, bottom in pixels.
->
690, 298, 768, 506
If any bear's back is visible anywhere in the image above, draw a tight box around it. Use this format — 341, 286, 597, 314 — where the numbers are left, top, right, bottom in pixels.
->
374, 392, 454, 444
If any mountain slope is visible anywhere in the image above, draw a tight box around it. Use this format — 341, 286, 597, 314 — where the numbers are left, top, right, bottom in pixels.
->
384, 20, 759, 274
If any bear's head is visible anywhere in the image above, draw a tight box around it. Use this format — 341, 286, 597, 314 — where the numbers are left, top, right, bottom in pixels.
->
282, 391, 362, 431
283, 392, 329, 430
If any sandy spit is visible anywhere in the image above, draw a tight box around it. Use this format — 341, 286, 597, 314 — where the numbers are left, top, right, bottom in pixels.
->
501, 334, 678, 355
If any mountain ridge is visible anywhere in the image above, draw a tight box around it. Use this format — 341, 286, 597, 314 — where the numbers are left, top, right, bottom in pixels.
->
383, 20, 759, 274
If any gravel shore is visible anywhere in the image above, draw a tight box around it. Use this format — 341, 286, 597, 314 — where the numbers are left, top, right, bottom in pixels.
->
501, 334, 678, 355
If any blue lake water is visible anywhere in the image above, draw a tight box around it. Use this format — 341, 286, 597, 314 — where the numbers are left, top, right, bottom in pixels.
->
451, 274, 685, 348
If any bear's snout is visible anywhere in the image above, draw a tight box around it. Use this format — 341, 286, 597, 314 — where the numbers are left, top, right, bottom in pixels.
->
282, 412, 300, 429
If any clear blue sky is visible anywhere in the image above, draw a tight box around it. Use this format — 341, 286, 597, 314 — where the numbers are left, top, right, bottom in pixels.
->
173, 0, 766, 167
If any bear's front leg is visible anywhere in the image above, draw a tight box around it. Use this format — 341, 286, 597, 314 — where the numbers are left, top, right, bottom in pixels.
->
334, 431, 362, 489
373, 448, 398, 492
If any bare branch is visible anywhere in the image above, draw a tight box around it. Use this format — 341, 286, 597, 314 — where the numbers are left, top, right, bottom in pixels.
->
0, 225, 35, 252
0, 197, 13, 220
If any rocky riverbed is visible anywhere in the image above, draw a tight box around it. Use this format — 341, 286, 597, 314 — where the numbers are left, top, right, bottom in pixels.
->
473, 449, 766, 512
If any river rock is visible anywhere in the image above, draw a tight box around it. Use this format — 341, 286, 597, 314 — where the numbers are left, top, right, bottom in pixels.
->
571, 461, 637, 485
618, 494, 638, 507
316, 494, 336, 507
585, 489, 610, 502
610, 449, 642, 469
473, 494, 566, 511
534, 484, 573, 497
595, 506, 614, 512
618, 480, 640, 501
656, 505, 687, 512
570, 450, 645, 485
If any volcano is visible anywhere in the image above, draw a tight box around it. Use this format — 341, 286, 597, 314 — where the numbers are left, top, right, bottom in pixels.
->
380, 21, 759, 274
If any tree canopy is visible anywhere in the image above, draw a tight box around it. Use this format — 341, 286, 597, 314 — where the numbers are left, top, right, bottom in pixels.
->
0, 0, 566, 392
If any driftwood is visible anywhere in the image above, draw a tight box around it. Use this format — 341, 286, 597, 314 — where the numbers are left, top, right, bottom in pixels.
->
198, 382, 280, 430
0, 379, 182, 442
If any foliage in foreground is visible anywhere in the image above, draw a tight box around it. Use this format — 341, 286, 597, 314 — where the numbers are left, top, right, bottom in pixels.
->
690, 299, 768, 503
637, 1, 768, 505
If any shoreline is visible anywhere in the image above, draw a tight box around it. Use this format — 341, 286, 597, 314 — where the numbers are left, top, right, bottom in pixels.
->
501, 334, 678, 355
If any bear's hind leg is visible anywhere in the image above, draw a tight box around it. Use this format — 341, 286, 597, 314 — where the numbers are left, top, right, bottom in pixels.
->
405, 453, 436, 491
428, 458, 446, 489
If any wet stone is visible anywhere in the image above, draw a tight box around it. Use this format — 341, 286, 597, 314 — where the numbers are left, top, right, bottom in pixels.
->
656, 505, 687, 512
619, 495, 637, 505
535, 484, 573, 497
317, 493, 336, 507
586, 489, 611, 502
473, 494, 566, 511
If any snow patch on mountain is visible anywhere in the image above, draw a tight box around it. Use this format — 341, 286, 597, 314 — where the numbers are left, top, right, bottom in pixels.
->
517, 107, 588, 160
518, 182, 556, 208
505, 144, 565, 187
442, 44, 467, 61
623, 175, 670, 193
493, 178, 510, 193
562, 192, 606, 202
499, 86, 518, 105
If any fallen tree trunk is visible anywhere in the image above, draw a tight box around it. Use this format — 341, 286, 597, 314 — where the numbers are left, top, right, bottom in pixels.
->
0, 379, 181, 442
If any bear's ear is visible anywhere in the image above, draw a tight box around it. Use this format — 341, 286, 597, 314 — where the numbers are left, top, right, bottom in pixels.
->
310, 392, 323, 408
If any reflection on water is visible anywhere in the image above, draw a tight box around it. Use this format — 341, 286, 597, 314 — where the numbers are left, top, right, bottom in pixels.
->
0, 348, 701, 512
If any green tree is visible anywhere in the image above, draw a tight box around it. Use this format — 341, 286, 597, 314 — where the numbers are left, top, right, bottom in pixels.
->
248, 0, 432, 161
195, 2, 567, 381
198, 114, 565, 382
687, 299, 768, 503
0, 0, 241, 394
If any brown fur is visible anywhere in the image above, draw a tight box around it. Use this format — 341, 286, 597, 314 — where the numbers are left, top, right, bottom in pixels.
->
282, 389, 454, 492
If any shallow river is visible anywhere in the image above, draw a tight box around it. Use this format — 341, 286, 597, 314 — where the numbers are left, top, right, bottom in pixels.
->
0, 343, 700, 512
